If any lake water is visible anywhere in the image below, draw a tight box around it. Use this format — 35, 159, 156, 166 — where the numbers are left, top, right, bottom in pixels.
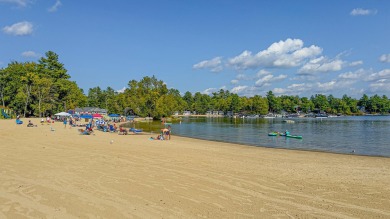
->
167, 116, 390, 157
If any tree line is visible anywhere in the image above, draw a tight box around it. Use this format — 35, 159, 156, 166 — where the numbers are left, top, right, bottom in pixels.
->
1, 51, 389, 118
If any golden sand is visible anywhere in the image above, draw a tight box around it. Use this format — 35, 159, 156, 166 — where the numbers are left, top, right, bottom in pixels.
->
1, 118, 390, 218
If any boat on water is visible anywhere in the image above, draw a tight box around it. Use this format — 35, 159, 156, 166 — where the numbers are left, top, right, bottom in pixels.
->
268, 132, 280, 136
263, 113, 276, 119
284, 134, 303, 139
315, 113, 328, 118
268, 132, 303, 139
245, 115, 260, 119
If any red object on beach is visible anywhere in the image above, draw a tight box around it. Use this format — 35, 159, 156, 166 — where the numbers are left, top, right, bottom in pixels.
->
92, 113, 102, 118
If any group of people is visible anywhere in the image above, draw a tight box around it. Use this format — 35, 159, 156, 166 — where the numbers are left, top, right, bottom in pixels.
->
27, 120, 37, 127
62, 117, 77, 128
94, 119, 119, 133
151, 125, 171, 140
78, 123, 94, 135
16, 114, 175, 141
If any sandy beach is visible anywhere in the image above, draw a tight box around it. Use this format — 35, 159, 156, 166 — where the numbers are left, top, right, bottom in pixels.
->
1, 118, 389, 218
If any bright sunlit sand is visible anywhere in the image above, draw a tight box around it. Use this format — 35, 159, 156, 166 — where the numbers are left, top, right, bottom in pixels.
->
1, 118, 390, 218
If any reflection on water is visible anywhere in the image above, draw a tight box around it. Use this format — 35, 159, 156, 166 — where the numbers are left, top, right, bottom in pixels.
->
169, 116, 390, 157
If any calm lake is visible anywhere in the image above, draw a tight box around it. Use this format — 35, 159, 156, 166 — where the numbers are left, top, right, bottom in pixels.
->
161, 116, 390, 157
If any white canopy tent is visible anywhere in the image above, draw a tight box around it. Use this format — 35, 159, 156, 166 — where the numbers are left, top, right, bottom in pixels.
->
54, 112, 71, 117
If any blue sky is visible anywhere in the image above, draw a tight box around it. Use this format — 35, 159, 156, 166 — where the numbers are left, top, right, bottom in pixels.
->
1, 0, 389, 98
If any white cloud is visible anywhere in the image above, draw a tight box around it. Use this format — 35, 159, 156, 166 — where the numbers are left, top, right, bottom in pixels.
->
379, 54, 390, 63
349, 60, 363, 67
202, 88, 218, 95
255, 74, 287, 87
236, 74, 248, 80
21, 51, 39, 58
316, 81, 337, 92
0, 0, 31, 7
369, 80, 390, 92
231, 79, 239, 85
365, 69, 390, 81
287, 83, 309, 91
272, 78, 360, 96
229, 86, 260, 96
193, 57, 223, 72
220, 85, 227, 90
314, 80, 357, 94
227, 38, 322, 70
273, 83, 312, 96
255, 69, 271, 78
298, 56, 344, 74
338, 68, 366, 80
230, 85, 248, 94
350, 8, 377, 16
116, 87, 126, 93
202, 86, 228, 95
48, 0, 62, 12
2, 21, 33, 36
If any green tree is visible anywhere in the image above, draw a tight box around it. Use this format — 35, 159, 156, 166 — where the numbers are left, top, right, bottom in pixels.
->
230, 94, 242, 113
358, 94, 369, 113
0, 68, 9, 107
38, 51, 70, 80
311, 94, 329, 111
87, 86, 104, 108
193, 92, 211, 114
251, 95, 269, 115
20, 63, 38, 117
183, 91, 193, 111
300, 97, 314, 113
266, 91, 282, 113
31, 76, 54, 117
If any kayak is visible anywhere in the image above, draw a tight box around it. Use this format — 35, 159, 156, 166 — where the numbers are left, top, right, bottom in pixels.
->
268, 132, 303, 139
285, 134, 303, 139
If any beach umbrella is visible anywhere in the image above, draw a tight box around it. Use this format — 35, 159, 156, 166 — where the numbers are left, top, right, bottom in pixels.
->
109, 114, 120, 117
55, 112, 71, 117
92, 113, 103, 118
80, 114, 93, 119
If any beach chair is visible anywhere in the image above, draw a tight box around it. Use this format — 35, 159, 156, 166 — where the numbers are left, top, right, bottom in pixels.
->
1, 109, 11, 119
78, 128, 91, 135
109, 125, 117, 133
130, 128, 143, 134
119, 127, 128, 135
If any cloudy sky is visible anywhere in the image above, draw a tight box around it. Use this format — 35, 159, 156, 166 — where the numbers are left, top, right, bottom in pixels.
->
1, 0, 389, 98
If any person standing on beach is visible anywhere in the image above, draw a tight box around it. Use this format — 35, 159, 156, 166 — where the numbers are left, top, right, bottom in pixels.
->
167, 125, 172, 140
69, 118, 73, 128
63, 118, 67, 128
162, 127, 171, 140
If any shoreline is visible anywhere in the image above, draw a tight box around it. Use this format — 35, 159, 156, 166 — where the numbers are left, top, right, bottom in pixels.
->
1, 118, 390, 218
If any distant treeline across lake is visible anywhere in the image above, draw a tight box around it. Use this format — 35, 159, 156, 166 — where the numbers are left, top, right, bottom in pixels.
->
166, 116, 390, 157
